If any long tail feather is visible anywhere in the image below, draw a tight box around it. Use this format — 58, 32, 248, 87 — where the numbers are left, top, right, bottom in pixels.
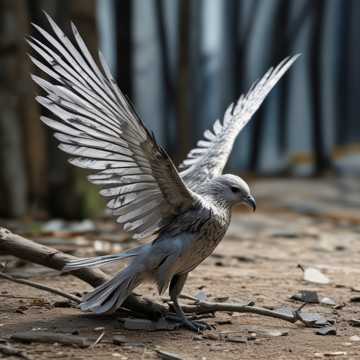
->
80, 265, 141, 314
63, 246, 143, 271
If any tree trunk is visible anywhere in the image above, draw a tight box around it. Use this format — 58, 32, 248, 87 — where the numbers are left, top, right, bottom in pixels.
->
154, 0, 176, 154
176, 0, 192, 163
28, 0, 103, 219
0, 0, 32, 217
115, 0, 132, 98
309, 0, 332, 174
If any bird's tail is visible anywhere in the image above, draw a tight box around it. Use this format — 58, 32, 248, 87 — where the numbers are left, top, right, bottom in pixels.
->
63, 246, 146, 314
62, 246, 144, 271
80, 263, 142, 314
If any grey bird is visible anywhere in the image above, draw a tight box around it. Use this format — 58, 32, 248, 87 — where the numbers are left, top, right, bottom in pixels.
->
28, 14, 299, 331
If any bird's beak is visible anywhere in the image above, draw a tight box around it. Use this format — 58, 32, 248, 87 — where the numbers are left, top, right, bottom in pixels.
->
244, 195, 256, 212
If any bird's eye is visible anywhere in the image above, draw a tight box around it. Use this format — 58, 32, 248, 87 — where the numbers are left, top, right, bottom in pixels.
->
230, 186, 240, 193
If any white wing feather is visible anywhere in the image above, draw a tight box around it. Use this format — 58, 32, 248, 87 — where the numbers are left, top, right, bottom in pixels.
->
179, 55, 300, 187
29, 13, 194, 239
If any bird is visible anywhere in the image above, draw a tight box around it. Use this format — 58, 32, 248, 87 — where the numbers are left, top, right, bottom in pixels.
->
28, 13, 299, 331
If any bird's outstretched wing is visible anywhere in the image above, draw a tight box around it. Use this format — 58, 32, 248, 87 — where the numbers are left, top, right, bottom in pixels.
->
179, 55, 299, 187
29, 14, 195, 239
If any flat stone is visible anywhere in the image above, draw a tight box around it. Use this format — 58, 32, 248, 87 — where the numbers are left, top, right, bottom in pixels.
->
315, 326, 337, 336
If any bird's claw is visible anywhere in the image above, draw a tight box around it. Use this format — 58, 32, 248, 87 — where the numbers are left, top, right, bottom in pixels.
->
185, 319, 212, 332
164, 314, 212, 332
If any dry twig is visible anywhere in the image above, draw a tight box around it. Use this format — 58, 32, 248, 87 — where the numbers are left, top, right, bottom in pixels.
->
90, 331, 106, 348
0, 343, 32, 360
182, 301, 297, 323
0, 271, 81, 303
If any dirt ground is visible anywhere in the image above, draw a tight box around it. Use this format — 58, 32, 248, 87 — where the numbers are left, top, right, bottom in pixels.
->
1, 178, 360, 360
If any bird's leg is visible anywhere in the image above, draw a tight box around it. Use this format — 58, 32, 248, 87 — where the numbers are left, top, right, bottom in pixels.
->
168, 274, 211, 332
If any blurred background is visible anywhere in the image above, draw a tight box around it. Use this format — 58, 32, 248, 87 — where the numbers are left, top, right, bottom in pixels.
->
0, 0, 359, 220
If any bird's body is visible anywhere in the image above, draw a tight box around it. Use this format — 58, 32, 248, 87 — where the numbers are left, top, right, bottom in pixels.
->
79, 177, 233, 315
28, 13, 299, 330
154, 191, 231, 275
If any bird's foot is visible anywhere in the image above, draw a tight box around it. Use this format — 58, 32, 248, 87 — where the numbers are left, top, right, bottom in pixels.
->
165, 314, 212, 332
183, 318, 212, 332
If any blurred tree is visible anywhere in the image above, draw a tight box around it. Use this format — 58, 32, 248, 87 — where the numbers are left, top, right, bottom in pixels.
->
154, 0, 176, 154
176, 0, 192, 163
278, 0, 312, 154
236, 0, 260, 97
248, 0, 312, 172
115, 0, 132, 98
335, 0, 351, 146
0, 0, 46, 217
248, 0, 286, 172
309, 0, 332, 174
28, 0, 102, 218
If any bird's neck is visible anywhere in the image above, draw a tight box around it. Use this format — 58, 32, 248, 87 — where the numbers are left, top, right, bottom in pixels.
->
196, 182, 233, 210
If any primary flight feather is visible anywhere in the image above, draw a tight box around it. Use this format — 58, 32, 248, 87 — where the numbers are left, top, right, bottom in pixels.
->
29, 13, 298, 331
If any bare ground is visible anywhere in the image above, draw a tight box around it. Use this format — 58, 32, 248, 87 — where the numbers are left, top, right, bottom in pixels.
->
1, 178, 360, 360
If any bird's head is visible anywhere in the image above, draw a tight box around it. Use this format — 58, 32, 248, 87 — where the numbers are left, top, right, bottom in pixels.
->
210, 174, 256, 211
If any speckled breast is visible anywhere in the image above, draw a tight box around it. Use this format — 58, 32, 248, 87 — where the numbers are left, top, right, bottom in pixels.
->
178, 210, 230, 274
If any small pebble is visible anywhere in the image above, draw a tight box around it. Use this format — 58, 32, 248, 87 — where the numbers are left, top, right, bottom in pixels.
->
202, 333, 218, 341
350, 335, 360, 342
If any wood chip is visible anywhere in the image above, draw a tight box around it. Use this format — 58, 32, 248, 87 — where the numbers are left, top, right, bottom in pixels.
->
202, 333, 219, 341
215, 319, 232, 325
225, 335, 247, 343
349, 319, 360, 327
156, 349, 184, 360
213, 296, 229, 302
302, 266, 331, 284
314, 351, 347, 357
11, 331, 91, 348
262, 329, 289, 337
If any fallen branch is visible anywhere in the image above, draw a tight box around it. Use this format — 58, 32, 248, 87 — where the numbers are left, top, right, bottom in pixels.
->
0, 227, 106, 286
0, 227, 327, 329
0, 227, 166, 318
182, 301, 296, 323
0, 271, 81, 303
